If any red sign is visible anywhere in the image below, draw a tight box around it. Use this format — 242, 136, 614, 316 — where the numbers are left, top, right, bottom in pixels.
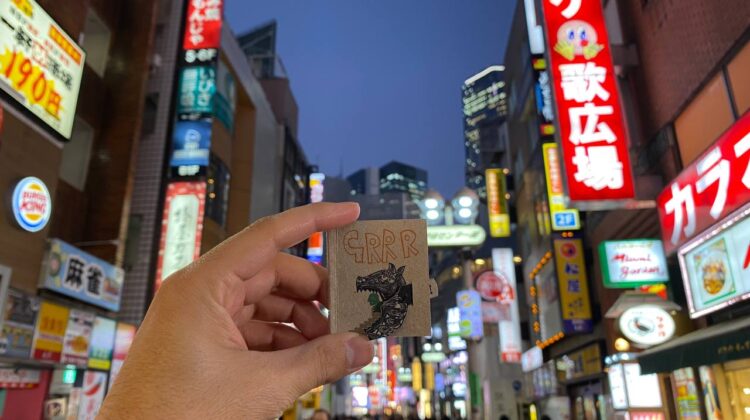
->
542, 0, 635, 204
657, 112, 750, 254
155, 182, 206, 291
183, 0, 223, 50
475, 270, 515, 303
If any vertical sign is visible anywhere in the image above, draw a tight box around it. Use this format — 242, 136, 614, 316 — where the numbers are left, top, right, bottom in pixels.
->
457, 290, 483, 339
485, 169, 511, 237
32, 301, 69, 362
108, 323, 136, 392
78, 371, 107, 420
155, 182, 207, 290
60, 309, 94, 366
307, 173, 325, 265
0, 289, 39, 358
543, 143, 581, 230
533, 57, 556, 137
183, 0, 224, 51
88, 316, 116, 370
553, 239, 593, 333
542, 0, 635, 204
492, 248, 522, 362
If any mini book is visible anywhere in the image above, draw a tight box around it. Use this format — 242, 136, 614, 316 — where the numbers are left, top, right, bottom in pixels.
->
327, 220, 432, 339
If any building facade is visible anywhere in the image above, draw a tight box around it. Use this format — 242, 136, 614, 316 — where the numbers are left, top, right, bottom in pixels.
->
347, 167, 380, 196
379, 160, 428, 202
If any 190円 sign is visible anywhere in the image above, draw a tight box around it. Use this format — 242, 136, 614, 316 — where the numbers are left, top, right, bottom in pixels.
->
541, 0, 635, 205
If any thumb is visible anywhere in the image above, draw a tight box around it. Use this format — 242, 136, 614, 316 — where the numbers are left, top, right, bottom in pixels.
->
276, 333, 373, 395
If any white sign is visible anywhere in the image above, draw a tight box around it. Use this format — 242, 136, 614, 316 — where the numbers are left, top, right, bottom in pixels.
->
521, 346, 543, 372
0, 0, 85, 139
446, 307, 467, 351
493, 248, 522, 362
608, 363, 628, 409
11, 177, 52, 232
78, 370, 107, 420
618, 305, 675, 348
457, 290, 483, 339
600, 240, 669, 288
427, 225, 486, 247
624, 363, 663, 408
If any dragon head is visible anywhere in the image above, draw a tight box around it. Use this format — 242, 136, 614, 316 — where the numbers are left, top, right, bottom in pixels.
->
356, 263, 406, 301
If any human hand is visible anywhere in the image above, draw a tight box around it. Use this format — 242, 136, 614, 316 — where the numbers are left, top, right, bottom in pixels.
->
99, 203, 374, 419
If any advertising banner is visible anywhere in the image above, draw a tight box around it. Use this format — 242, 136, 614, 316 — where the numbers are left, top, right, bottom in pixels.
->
658, 112, 750, 254
532, 56, 555, 137
39, 239, 124, 311
0, 0, 85, 139
108, 323, 136, 392
0, 288, 39, 358
183, 0, 223, 51
599, 239, 669, 288
485, 169, 510, 237
170, 119, 212, 168
541, 0, 635, 205
177, 66, 216, 117
456, 290, 483, 339
88, 316, 115, 370
679, 209, 750, 317
0, 368, 40, 388
32, 301, 69, 361
492, 248, 522, 362
553, 239, 593, 334
155, 182, 207, 290
542, 143, 581, 230
214, 60, 236, 132
78, 370, 107, 420
60, 309, 94, 366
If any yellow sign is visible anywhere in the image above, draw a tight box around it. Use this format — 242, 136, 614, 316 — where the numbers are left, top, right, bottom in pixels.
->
412, 358, 422, 391
32, 301, 70, 361
485, 168, 510, 237
553, 239, 592, 333
542, 143, 580, 230
424, 362, 435, 391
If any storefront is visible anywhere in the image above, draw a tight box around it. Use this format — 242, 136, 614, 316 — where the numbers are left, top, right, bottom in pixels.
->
555, 343, 606, 420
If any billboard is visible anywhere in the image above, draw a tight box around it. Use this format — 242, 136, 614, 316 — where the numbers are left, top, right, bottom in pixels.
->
542, 143, 581, 230
31, 301, 69, 361
39, 239, 124, 311
493, 248, 522, 362
155, 182, 207, 290
657, 112, 750, 254
0, 289, 39, 358
532, 57, 556, 137
485, 169, 511, 237
553, 238, 593, 334
170, 119, 212, 168
599, 239, 669, 288
60, 309, 94, 367
183, 0, 223, 51
678, 208, 750, 317
541, 0, 635, 205
457, 290, 483, 339
176, 66, 216, 118
0, 0, 85, 139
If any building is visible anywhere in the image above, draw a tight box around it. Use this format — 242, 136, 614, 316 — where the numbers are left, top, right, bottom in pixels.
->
347, 167, 380, 196
0, 0, 158, 417
462, 66, 508, 198
355, 192, 420, 221
379, 160, 428, 201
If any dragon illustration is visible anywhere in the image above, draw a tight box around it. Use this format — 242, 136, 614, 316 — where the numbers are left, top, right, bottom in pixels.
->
355, 263, 413, 339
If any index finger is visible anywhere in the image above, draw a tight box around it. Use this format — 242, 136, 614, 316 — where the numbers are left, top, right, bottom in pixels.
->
199, 202, 359, 280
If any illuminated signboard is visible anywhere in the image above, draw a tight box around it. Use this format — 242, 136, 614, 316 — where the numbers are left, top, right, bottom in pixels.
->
176, 66, 216, 117
307, 173, 325, 264
0, 0, 85, 139
10, 177, 51, 233
599, 239, 669, 288
31, 301, 69, 362
183, 0, 223, 51
456, 290, 483, 339
446, 307, 467, 351
60, 309, 94, 367
170, 119, 212, 170
155, 182, 207, 290
521, 346, 543, 372
88, 316, 115, 370
0, 289, 39, 358
485, 169, 510, 237
533, 57, 556, 137
553, 238, 593, 334
427, 225, 486, 248
492, 248, 522, 362
542, 143, 580, 230
658, 112, 750, 255
678, 206, 750, 318
618, 305, 675, 348
541, 0, 635, 205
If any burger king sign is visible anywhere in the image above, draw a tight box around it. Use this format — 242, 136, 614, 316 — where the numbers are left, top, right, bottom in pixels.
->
11, 177, 52, 233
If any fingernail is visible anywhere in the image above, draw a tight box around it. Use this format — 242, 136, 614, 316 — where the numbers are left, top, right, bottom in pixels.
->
345, 335, 373, 371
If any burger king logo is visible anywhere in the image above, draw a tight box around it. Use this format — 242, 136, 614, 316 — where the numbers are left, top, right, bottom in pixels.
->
11, 177, 52, 232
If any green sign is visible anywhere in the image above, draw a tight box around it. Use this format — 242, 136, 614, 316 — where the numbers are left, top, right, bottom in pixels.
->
598, 239, 669, 288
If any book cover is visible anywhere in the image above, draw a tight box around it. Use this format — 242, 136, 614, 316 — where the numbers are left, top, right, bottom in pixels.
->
328, 220, 431, 339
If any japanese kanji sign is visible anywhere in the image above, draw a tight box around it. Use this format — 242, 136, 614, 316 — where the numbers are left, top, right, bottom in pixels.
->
541, 0, 635, 204
553, 238, 593, 334
39, 239, 124, 312
31, 301, 69, 362
658, 112, 750, 255
183, 0, 223, 51
485, 169, 511, 237
155, 182, 207, 291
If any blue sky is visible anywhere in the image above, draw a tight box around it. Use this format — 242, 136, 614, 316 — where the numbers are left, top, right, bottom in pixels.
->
226, 0, 516, 197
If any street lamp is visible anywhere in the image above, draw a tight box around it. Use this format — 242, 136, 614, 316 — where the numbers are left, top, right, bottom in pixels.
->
451, 187, 479, 225
418, 189, 446, 226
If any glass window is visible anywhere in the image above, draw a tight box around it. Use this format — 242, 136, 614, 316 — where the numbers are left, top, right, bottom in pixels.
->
80, 10, 112, 77
674, 74, 735, 165
59, 118, 94, 190
727, 40, 750, 116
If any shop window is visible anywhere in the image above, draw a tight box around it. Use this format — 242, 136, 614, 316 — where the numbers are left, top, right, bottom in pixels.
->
674, 74, 734, 165
80, 9, 112, 77
59, 118, 94, 191
727, 40, 750, 116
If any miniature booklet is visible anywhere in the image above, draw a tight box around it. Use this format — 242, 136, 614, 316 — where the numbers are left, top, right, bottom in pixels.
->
327, 220, 433, 339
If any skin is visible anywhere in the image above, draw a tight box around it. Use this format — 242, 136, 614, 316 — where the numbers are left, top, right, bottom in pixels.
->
99, 202, 374, 419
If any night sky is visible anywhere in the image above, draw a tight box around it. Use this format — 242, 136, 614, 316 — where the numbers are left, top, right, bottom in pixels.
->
225, 0, 517, 197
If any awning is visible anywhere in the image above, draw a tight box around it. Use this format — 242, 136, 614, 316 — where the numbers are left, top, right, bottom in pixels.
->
639, 315, 750, 374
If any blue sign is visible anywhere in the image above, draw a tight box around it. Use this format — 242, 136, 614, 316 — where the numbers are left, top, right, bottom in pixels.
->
170, 120, 212, 168
456, 290, 483, 339
553, 210, 580, 230
177, 66, 216, 116
39, 239, 124, 312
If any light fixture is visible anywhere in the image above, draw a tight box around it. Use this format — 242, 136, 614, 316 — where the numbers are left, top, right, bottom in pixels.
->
457, 196, 473, 207
424, 198, 439, 209
744, 388, 750, 395
614, 338, 630, 352
426, 209, 440, 220
513, 255, 522, 264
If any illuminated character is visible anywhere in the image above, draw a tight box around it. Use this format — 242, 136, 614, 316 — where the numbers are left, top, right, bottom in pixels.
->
554, 20, 603, 60
355, 263, 413, 339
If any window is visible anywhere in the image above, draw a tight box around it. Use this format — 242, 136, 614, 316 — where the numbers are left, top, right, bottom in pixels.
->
80, 9, 112, 77
59, 118, 94, 190
727, 41, 750, 116
674, 75, 734, 165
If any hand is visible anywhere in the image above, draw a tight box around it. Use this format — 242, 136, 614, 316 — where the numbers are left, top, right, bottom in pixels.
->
99, 203, 374, 419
